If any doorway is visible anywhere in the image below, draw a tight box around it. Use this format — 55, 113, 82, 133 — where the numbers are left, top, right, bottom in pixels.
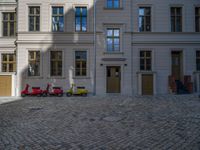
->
171, 51, 183, 80
106, 66, 121, 93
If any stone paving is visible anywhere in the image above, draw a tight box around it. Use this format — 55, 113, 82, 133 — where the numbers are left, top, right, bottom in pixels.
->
0, 95, 200, 150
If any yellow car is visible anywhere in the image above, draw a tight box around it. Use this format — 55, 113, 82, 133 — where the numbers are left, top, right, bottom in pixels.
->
66, 84, 88, 97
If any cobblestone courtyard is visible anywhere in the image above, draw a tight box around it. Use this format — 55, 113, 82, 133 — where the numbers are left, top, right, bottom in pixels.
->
0, 95, 200, 150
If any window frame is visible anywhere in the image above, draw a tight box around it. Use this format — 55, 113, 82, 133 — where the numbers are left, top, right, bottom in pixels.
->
196, 51, 200, 71
106, 0, 120, 9
2, 12, 16, 37
138, 7, 151, 32
28, 6, 40, 32
75, 6, 87, 32
106, 28, 120, 52
50, 51, 63, 77
1, 53, 16, 72
195, 7, 200, 32
51, 6, 64, 32
140, 51, 152, 71
170, 7, 183, 32
28, 51, 40, 77
75, 51, 87, 77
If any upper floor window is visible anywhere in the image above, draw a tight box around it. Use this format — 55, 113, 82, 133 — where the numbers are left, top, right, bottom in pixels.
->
75, 51, 87, 76
75, 7, 87, 32
195, 7, 200, 32
1, 54, 16, 72
196, 51, 200, 71
52, 7, 64, 32
107, 28, 120, 52
140, 51, 152, 71
171, 7, 182, 32
139, 7, 151, 32
2, 12, 16, 36
29, 7, 40, 31
107, 0, 120, 8
28, 51, 40, 76
50, 51, 62, 76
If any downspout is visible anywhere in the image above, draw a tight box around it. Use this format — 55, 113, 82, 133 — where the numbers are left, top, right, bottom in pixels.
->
15, 0, 18, 97
130, 0, 134, 96
93, 0, 96, 95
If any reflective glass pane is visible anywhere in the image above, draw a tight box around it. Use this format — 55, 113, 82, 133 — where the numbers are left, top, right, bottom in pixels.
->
114, 0, 119, 8
29, 7, 34, 14
2, 55, 7, 61
82, 8, 87, 16
52, 7, 57, 15
76, 17, 81, 31
59, 7, 63, 14
107, 29, 113, 36
3, 13, 8, 20
75, 7, 81, 16
10, 22, 14, 36
171, 8, 175, 16
145, 8, 151, 16
36, 7, 40, 14
139, 8, 145, 16
2, 64, 7, 72
10, 13, 14, 20
139, 17, 144, 31
3, 22, 8, 36
82, 17, 87, 31
107, 0, 112, 8
29, 16, 34, 31
114, 29, 119, 37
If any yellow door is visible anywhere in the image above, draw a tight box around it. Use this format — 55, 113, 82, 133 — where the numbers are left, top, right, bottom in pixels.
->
142, 74, 153, 95
0, 75, 12, 96
107, 66, 121, 93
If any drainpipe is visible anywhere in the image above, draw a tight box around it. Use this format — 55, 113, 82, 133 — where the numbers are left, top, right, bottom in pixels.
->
93, 0, 97, 96
15, 0, 18, 97
130, 0, 134, 96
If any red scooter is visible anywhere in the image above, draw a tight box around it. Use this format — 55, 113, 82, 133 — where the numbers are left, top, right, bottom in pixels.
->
42, 83, 63, 97
21, 84, 43, 97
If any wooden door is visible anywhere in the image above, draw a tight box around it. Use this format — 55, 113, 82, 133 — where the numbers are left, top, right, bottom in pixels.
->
107, 66, 121, 93
0, 75, 12, 96
172, 52, 182, 80
142, 74, 153, 95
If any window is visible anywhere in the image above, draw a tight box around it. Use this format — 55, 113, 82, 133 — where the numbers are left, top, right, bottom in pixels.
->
195, 7, 200, 32
140, 51, 152, 71
75, 51, 87, 76
1, 54, 16, 72
196, 51, 200, 71
29, 7, 40, 31
107, 0, 120, 8
50, 51, 62, 76
28, 51, 40, 76
171, 7, 182, 32
52, 7, 64, 32
107, 28, 120, 52
139, 7, 151, 32
2, 13, 16, 36
75, 7, 87, 32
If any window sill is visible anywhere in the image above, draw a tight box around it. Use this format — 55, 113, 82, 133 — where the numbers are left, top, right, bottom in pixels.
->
47, 76, 66, 79
193, 71, 200, 74
103, 51, 124, 55
103, 7, 123, 10
26, 76, 44, 79
73, 76, 91, 79
137, 71, 156, 74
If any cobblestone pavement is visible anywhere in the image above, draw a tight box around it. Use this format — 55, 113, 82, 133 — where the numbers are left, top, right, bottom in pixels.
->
0, 95, 200, 150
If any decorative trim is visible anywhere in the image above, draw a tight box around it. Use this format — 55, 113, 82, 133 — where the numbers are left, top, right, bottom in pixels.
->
102, 58, 126, 61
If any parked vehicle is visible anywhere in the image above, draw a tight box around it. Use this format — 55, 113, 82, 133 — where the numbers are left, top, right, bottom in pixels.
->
21, 84, 43, 97
66, 84, 88, 97
43, 83, 63, 97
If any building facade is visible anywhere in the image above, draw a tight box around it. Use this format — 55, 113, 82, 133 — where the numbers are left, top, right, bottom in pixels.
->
0, 0, 200, 96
